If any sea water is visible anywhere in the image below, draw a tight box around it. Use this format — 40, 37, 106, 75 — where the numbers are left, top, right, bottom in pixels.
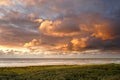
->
0, 58, 120, 67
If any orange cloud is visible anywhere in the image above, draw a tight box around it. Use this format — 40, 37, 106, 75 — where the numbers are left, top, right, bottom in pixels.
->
24, 39, 41, 48
34, 18, 43, 23
71, 37, 88, 50
54, 43, 68, 51
0, 0, 11, 6
79, 19, 115, 41
53, 37, 89, 51
23, 15, 117, 52
21, 0, 46, 6
92, 24, 114, 40
39, 20, 81, 37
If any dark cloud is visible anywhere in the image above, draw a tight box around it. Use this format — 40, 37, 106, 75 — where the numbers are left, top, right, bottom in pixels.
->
0, 10, 40, 47
0, 0, 120, 54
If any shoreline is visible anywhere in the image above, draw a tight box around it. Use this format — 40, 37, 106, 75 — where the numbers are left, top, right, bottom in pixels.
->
0, 63, 119, 68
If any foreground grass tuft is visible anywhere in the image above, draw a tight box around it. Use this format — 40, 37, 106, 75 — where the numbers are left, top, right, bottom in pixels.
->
0, 64, 120, 80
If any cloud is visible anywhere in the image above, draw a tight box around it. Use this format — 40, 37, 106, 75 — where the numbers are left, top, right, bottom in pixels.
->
92, 24, 115, 40
0, 0, 120, 54
39, 18, 81, 37
21, 0, 47, 6
71, 37, 88, 50
0, 0, 11, 6
34, 13, 120, 51
24, 39, 41, 48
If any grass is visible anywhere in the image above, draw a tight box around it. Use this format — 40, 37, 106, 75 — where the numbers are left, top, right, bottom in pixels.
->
0, 64, 119, 80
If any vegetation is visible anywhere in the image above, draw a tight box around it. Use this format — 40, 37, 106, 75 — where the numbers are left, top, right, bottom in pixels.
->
0, 64, 119, 80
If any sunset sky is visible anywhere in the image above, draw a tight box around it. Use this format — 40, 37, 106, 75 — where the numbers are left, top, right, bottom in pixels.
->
0, 0, 120, 58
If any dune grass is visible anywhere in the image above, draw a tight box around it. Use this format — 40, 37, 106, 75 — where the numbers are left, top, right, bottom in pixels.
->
0, 64, 119, 80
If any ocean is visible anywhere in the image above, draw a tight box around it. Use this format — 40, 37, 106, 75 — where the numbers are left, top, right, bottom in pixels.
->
0, 58, 120, 67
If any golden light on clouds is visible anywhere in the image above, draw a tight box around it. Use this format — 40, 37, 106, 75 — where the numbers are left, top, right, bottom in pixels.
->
92, 24, 115, 40
71, 37, 88, 50
39, 20, 81, 37
0, 46, 29, 53
0, 0, 120, 56
34, 19, 43, 23
24, 39, 41, 48
0, 0, 11, 6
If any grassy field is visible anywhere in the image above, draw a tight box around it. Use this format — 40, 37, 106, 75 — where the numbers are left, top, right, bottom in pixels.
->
0, 64, 119, 80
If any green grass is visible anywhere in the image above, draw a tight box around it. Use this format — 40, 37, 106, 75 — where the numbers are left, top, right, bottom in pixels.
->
0, 64, 119, 80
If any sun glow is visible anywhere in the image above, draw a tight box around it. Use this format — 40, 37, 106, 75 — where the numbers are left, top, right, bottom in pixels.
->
0, 46, 29, 53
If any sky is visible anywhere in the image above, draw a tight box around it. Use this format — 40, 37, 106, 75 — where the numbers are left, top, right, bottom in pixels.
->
0, 0, 120, 58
